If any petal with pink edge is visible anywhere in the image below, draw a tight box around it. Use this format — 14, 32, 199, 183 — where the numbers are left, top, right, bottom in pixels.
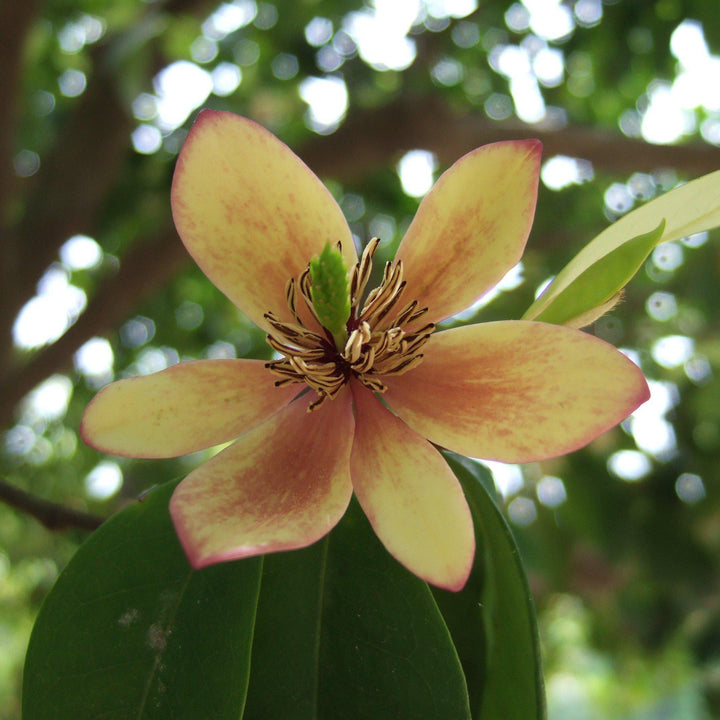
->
350, 382, 474, 591
171, 110, 356, 332
81, 360, 298, 458
170, 389, 354, 568
384, 321, 650, 463
395, 140, 541, 324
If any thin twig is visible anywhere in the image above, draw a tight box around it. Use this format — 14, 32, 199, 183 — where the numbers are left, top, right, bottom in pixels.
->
0, 477, 104, 532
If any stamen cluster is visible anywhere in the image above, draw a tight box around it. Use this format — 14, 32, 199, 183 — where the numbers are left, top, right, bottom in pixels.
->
265, 238, 434, 410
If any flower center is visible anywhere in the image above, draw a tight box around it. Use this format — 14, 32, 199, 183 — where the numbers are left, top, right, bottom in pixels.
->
264, 238, 434, 410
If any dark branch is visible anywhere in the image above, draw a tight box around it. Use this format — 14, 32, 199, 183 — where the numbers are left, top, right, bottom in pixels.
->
297, 95, 720, 181
0, 477, 104, 532
0, 0, 43, 370
0, 0, 220, 373
0, 0, 40, 211
0, 43, 133, 368
0, 224, 188, 429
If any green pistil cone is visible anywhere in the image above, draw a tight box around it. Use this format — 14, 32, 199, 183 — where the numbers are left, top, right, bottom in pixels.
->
309, 243, 351, 351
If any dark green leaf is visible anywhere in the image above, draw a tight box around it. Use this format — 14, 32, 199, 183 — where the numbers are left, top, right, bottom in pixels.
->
244, 497, 471, 720
23, 480, 262, 720
438, 454, 546, 720
25, 488, 470, 719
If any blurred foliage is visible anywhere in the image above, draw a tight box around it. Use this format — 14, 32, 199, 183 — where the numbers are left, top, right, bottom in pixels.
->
3, 0, 720, 718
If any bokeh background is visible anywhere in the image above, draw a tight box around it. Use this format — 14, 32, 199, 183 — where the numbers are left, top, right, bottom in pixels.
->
3, 0, 720, 717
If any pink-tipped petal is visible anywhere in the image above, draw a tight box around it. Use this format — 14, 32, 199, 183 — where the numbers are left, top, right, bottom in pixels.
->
81, 360, 298, 458
171, 110, 356, 332
395, 140, 541, 324
170, 389, 354, 568
350, 382, 474, 591
384, 321, 650, 463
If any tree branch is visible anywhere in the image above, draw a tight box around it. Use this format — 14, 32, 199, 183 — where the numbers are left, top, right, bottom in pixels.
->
0, 44, 134, 368
0, 0, 40, 211
297, 95, 720, 181
0, 0, 43, 369
0, 477, 104, 532
0, 0, 222, 373
0, 224, 187, 429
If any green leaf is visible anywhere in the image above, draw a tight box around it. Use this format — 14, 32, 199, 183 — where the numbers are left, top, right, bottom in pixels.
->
437, 454, 546, 720
244, 497, 471, 720
524, 168, 720, 324
23, 479, 263, 720
24, 489, 470, 719
529, 220, 665, 325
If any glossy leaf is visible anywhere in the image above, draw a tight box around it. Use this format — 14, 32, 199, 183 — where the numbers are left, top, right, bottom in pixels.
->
24, 487, 471, 719
244, 497, 471, 720
436, 454, 546, 720
524, 168, 720, 322
528, 220, 665, 326
23, 480, 263, 720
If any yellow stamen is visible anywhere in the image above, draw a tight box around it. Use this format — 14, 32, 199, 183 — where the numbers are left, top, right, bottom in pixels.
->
265, 238, 434, 410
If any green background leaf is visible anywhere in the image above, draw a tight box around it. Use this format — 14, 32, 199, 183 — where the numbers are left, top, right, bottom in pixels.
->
438, 454, 546, 720
23, 479, 262, 720
24, 485, 471, 719
529, 220, 665, 326
524, 168, 720, 323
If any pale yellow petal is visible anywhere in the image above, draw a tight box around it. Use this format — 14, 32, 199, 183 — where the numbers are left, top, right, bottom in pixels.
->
384, 321, 650, 463
81, 360, 298, 458
172, 110, 356, 332
170, 389, 354, 568
395, 140, 541, 323
350, 382, 474, 591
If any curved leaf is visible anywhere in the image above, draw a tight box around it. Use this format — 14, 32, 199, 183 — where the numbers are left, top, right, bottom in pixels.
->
23, 480, 263, 720
244, 497, 471, 720
24, 489, 471, 719
525, 168, 720, 322
437, 454, 546, 720
529, 220, 665, 326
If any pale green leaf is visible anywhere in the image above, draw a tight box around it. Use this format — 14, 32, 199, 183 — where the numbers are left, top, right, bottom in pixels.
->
524, 169, 720, 322
529, 220, 665, 326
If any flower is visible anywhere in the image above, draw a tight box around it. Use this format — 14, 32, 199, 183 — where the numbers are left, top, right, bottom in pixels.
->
81, 110, 649, 591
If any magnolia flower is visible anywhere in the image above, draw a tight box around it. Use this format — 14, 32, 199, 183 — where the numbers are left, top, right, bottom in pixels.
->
81, 110, 649, 591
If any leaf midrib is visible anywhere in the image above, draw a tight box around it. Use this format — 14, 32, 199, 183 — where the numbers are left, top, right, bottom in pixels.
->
310, 536, 330, 720
135, 568, 194, 720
